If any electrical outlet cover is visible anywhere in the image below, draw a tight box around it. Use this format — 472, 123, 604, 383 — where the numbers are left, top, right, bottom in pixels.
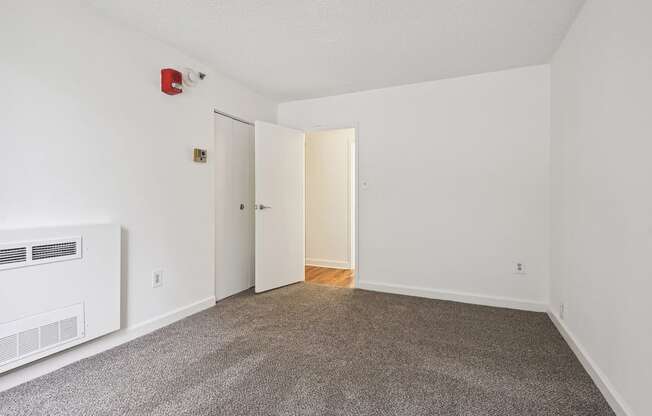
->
514, 262, 526, 274
152, 270, 163, 288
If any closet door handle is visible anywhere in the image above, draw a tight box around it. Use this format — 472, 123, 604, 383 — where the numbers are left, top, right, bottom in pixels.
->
240, 203, 245, 210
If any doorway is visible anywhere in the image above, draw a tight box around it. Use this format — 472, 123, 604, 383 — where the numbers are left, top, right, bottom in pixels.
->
304, 128, 356, 288
215, 116, 357, 298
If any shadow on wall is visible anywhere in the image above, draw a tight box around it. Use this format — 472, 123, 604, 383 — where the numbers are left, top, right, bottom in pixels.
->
120, 228, 128, 329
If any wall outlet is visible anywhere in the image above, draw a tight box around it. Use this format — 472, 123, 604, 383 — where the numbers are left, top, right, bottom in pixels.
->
513, 262, 526, 275
560, 303, 565, 320
152, 270, 163, 288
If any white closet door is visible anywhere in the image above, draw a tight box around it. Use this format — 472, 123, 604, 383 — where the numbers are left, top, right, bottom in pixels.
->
254, 121, 305, 293
215, 114, 255, 300
229, 121, 255, 289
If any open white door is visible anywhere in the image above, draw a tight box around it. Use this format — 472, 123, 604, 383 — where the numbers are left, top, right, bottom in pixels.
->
255, 121, 305, 293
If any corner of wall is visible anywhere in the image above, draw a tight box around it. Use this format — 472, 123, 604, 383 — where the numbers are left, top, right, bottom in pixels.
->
547, 309, 634, 416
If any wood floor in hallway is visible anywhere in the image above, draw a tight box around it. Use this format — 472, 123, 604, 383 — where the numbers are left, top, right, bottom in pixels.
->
305, 266, 355, 288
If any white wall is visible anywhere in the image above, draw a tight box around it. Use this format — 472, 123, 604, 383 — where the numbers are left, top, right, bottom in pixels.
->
0, 0, 275, 388
550, 1, 652, 415
280, 65, 550, 310
305, 129, 354, 269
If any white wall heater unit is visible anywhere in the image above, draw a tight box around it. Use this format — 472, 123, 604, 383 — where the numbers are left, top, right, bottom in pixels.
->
0, 224, 120, 373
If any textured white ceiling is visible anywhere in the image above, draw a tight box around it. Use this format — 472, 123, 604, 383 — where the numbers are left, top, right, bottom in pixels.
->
84, 0, 585, 101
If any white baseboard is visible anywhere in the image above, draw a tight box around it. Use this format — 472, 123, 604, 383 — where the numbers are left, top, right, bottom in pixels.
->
305, 258, 351, 269
0, 296, 216, 392
547, 310, 633, 416
358, 281, 546, 312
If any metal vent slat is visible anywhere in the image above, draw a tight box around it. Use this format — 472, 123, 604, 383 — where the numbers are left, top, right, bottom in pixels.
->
60, 317, 78, 342
32, 242, 77, 260
0, 335, 18, 364
0, 248, 27, 255
1, 255, 27, 261
40, 322, 60, 348
18, 329, 39, 356
0, 247, 27, 265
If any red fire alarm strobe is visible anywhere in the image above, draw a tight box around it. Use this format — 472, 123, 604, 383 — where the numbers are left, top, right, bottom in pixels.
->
161, 68, 183, 95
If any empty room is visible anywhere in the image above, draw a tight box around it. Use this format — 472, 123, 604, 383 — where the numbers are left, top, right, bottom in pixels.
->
0, 1, 650, 415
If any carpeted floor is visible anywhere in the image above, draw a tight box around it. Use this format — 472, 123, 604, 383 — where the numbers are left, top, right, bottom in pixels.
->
0, 284, 614, 416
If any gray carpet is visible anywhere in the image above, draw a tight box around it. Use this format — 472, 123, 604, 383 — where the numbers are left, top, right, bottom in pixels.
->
0, 284, 614, 415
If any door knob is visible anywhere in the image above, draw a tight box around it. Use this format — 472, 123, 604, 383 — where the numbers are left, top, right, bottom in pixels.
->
256, 204, 272, 210
240, 203, 245, 210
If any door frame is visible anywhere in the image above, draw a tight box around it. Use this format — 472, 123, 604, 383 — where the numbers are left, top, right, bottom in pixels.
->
303, 123, 360, 288
214, 114, 362, 293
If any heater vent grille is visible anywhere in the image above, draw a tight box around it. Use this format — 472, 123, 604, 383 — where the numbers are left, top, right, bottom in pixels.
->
0, 237, 81, 271
0, 335, 18, 363
0, 304, 84, 368
40, 322, 59, 348
18, 329, 39, 356
0, 247, 27, 266
32, 242, 78, 261
60, 317, 78, 342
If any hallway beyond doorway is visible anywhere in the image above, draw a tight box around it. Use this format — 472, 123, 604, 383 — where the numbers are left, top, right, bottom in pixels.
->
305, 266, 354, 288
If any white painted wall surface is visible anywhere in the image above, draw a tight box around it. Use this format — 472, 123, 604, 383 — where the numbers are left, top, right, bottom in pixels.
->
279, 66, 550, 310
0, 0, 275, 389
305, 129, 354, 269
550, 1, 652, 415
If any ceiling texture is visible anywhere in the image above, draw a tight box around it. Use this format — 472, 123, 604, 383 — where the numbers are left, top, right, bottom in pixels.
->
84, 0, 586, 101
